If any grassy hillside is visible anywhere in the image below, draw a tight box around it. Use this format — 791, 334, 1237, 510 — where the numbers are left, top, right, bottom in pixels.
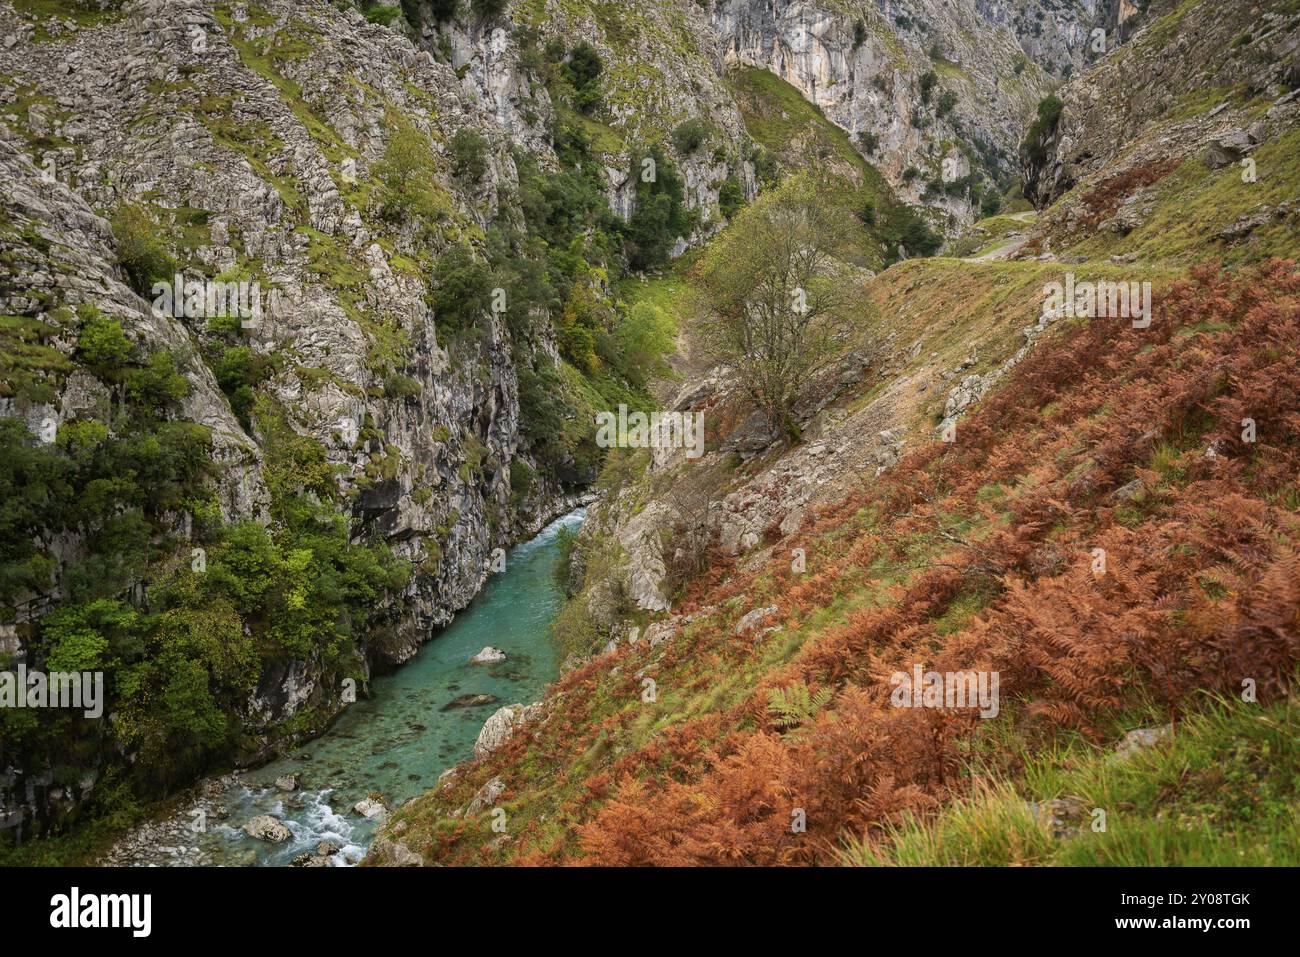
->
380, 256, 1300, 865
1050, 126, 1300, 265
728, 66, 942, 269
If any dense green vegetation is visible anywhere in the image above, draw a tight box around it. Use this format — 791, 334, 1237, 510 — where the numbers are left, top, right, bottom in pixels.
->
417, 39, 692, 480
0, 305, 407, 860
110, 204, 178, 298
1021, 94, 1064, 167
4, 22, 695, 862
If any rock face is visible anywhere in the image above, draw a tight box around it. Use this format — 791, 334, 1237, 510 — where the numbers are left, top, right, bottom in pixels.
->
733, 604, 778, 636
353, 798, 388, 821
433, 0, 757, 241
464, 775, 506, 816
1203, 129, 1255, 169
474, 702, 543, 758
712, 0, 1053, 219
365, 836, 422, 866
1023, 0, 1300, 209
0, 0, 584, 841
437, 0, 1128, 237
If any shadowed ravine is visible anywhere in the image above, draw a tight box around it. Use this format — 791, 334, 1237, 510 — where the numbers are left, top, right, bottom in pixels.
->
164, 508, 582, 867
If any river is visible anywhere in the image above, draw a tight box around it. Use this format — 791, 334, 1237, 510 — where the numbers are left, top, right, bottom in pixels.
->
162, 507, 583, 866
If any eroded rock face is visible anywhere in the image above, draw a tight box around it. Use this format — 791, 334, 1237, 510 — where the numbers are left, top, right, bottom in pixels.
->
710, 0, 1095, 221
365, 835, 422, 866
465, 775, 506, 816
733, 604, 777, 636
1023, 0, 1300, 210
474, 702, 543, 758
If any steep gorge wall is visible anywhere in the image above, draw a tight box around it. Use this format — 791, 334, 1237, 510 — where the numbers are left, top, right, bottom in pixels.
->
0, 0, 575, 841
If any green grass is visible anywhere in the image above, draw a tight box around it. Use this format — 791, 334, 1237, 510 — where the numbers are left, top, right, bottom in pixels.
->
840, 693, 1300, 866
728, 66, 879, 187
948, 212, 1036, 257
2, 81, 76, 160
9, 0, 123, 41
556, 103, 626, 155
727, 66, 915, 269
931, 58, 966, 82
1062, 126, 1300, 265
0, 312, 73, 403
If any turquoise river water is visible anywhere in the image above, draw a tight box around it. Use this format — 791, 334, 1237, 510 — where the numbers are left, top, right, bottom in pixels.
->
201, 507, 584, 866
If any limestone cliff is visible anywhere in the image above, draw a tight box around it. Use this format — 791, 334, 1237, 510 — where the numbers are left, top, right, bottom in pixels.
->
0, 0, 567, 840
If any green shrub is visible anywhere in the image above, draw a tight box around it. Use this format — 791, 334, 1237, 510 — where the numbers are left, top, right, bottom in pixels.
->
509, 457, 535, 497
213, 345, 277, 427
75, 307, 132, 382
432, 244, 493, 336
565, 42, 603, 115
110, 204, 176, 298
919, 70, 938, 104
377, 123, 445, 225
400, 0, 424, 26
126, 350, 190, 413
360, 2, 402, 26
449, 127, 490, 183
426, 0, 457, 21
624, 146, 691, 271
471, 0, 507, 21
383, 373, 422, 399
719, 176, 744, 219
853, 19, 867, 49
899, 213, 942, 256
1021, 94, 1064, 166
612, 301, 674, 389
671, 118, 710, 156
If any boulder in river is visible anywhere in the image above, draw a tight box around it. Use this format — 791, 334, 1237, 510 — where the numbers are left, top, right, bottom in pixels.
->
354, 797, 388, 821
440, 692, 500, 712
474, 702, 544, 758
274, 773, 299, 791
290, 852, 333, 867
243, 814, 292, 843
469, 646, 507, 663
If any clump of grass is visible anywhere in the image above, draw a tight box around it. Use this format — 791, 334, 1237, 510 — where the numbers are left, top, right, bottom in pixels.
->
840, 693, 1300, 866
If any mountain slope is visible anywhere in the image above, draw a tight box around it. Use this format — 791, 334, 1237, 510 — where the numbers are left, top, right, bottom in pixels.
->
371, 0, 1300, 866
